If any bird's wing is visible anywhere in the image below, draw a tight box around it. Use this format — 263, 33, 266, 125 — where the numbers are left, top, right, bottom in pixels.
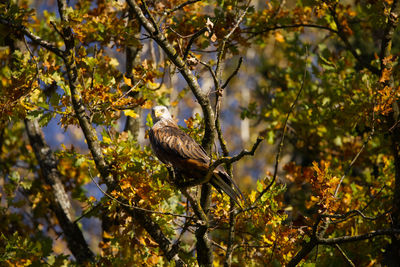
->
150, 121, 244, 208
149, 123, 210, 165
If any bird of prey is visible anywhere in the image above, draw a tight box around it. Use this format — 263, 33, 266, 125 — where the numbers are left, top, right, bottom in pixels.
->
149, 105, 244, 207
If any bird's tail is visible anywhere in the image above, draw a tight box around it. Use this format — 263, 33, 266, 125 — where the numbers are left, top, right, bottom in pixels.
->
210, 170, 244, 208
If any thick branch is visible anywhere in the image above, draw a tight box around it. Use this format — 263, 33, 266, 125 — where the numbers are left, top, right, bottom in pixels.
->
126, 1, 216, 265
317, 229, 400, 245
287, 237, 317, 267
6, 25, 93, 263
54, 1, 186, 265
379, 0, 400, 71
25, 120, 95, 263
0, 17, 63, 57
126, 0, 216, 151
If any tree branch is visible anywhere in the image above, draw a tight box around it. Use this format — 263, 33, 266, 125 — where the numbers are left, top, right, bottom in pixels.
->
317, 229, 400, 245
126, 0, 216, 151
328, 4, 380, 75
256, 50, 308, 203
165, 0, 201, 15
25, 120, 95, 263
334, 244, 355, 267
222, 57, 243, 89
245, 23, 338, 36
7, 26, 94, 263
334, 100, 375, 196
287, 237, 317, 267
0, 17, 63, 57
183, 27, 208, 60
126, 1, 217, 265
52, 1, 186, 265
205, 137, 264, 183
379, 0, 400, 71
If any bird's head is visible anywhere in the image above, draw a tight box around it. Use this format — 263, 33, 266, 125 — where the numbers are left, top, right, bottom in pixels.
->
151, 105, 172, 123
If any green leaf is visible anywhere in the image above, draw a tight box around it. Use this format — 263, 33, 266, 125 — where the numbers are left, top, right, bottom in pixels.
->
38, 112, 53, 127
256, 180, 264, 193
26, 110, 43, 120
9, 171, 20, 183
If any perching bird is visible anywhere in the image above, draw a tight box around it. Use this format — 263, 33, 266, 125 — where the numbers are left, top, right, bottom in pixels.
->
149, 105, 244, 207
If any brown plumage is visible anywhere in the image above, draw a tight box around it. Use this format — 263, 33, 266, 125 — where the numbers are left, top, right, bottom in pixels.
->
149, 106, 243, 207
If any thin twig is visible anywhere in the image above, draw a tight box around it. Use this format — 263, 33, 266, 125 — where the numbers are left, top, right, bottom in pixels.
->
215, 2, 250, 83
334, 244, 355, 267
199, 60, 218, 87
165, 0, 201, 15
89, 169, 195, 220
255, 48, 308, 203
204, 137, 264, 183
334, 97, 376, 196
321, 209, 390, 221
244, 23, 338, 35
117, 73, 146, 101
222, 57, 243, 89
183, 27, 208, 60
50, 21, 64, 39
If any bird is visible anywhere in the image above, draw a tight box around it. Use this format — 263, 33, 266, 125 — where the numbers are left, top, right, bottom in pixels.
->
148, 105, 244, 207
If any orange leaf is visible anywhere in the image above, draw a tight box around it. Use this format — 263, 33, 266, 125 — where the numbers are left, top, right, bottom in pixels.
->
380, 68, 392, 83
123, 75, 132, 87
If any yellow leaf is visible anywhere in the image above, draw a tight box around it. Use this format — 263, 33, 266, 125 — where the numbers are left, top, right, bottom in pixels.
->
147, 81, 159, 90
275, 32, 285, 43
123, 75, 132, 87
124, 110, 139, 118
102, 135, 112, 144
103, 231, 113, 239
109, 57, 119, 67
142, 101, 153, 109
19, 97, 35, 110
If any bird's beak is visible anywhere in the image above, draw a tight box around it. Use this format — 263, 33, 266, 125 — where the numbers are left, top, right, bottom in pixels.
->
154, 110, 163, 118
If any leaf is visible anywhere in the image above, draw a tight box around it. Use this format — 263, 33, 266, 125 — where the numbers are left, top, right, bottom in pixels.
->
109, 58, 119, 67
124, 110, 139, 118
123, 75, 132, 87
274, 32, 285, 43
38, 112, 53, 127
256, 180, 264, 192
9, 171, 20, 183
380, 68, 392, 83
83, 57, 97, 68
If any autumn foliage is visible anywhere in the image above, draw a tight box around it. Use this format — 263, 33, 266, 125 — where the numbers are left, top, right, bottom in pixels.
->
1, 0, 400, 266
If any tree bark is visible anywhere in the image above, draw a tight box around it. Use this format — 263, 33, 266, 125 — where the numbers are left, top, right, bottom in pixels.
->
5, 27, 95, 264
25, 120, 95, 263
123, 11, 142, 139
53, 1, 187, 264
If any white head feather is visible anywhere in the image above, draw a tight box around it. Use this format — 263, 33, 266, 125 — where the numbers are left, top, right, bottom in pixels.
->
151, 105, 173, 123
